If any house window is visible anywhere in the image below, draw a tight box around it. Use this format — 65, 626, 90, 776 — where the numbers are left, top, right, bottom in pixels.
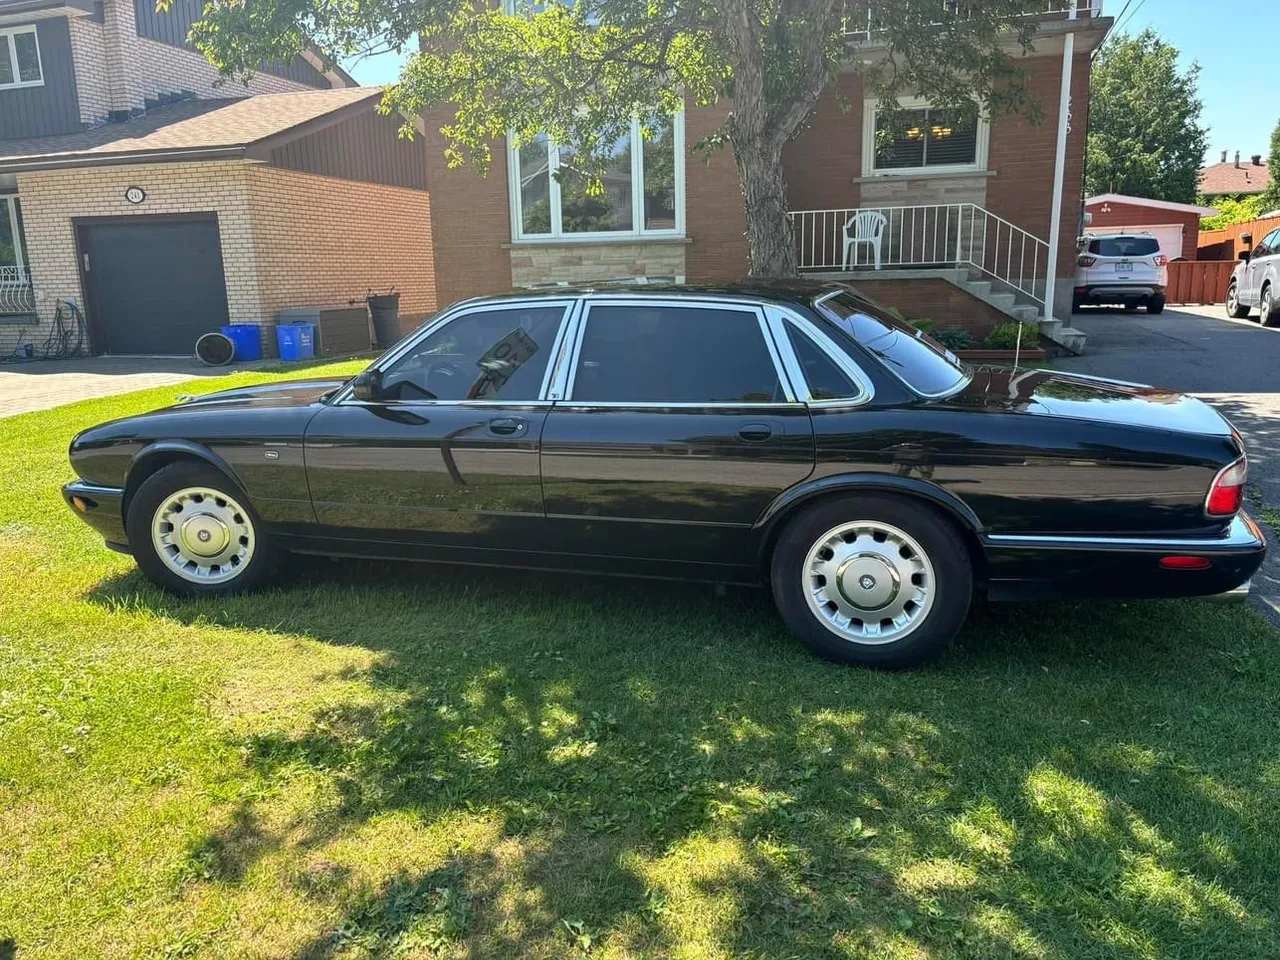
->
863, 98, 988, 175
0, 26, 43, 89
1, 196, 26, 271
508, 114, 684, 241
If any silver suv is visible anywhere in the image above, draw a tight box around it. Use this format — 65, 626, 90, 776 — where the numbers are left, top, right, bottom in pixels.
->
1226, 226, 1280, 326
1073, 233, 1167, 314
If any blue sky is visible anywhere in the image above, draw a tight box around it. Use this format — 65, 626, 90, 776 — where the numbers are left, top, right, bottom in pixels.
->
343, 1, 1279, 162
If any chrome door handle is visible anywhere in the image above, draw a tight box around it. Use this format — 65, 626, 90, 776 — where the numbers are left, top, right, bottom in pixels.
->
488, 416, 526, 436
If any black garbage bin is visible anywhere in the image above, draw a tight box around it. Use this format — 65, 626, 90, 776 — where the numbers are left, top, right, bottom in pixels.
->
368, 293, 401, 349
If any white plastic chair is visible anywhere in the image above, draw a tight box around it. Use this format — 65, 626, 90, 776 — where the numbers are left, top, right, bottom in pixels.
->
842, 210, 887, 270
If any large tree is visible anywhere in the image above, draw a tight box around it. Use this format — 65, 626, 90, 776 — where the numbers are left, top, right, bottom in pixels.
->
1259, 117, 1280, 212
1085, 29, 1208, 204
189, 0, 1054, 276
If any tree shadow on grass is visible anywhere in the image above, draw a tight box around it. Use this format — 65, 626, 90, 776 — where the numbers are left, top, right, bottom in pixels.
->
87, 558, 1280, 957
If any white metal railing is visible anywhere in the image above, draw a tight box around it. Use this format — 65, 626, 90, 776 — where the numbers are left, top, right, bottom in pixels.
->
0, 265, 35, 315
788, 203, 1050, 308
845, 0, 1102, 40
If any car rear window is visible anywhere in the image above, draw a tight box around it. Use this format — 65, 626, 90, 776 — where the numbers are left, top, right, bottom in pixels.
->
1087, 236, 1161, 257
815, 292, 969, 397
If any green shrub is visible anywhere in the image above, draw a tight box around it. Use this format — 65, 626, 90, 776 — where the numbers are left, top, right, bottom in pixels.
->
932, 327, 975, 350
983, 322, 1033, 350
909, 317, 937, 334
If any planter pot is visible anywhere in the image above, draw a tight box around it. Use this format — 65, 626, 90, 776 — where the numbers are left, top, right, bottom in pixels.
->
955, 348, 1047, 362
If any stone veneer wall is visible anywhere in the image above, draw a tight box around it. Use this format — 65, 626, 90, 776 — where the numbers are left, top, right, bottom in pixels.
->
508, 240, 688, 287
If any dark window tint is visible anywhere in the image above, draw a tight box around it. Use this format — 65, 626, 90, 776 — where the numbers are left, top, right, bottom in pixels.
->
380, 305, 565, 402
1087, 236, 1161, 257
817, 292, 967, 397
1256, 228, 1280, 256
572, 305, 783, 403
784, 322, 863, 400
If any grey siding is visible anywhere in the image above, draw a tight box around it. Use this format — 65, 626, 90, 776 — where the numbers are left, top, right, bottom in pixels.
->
0, 19, 82, 140
133, 0, 328, 87
269, 110, 427, 192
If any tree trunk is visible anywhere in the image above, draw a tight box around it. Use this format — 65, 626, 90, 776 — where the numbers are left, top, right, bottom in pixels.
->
733, 135, 797, 277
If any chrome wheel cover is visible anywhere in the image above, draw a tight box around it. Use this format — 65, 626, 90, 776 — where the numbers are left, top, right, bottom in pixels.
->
803, 520, 935, 645
151, 486, 255, 584
1226, 283, 1238, 314
1263, 289, 1273, 324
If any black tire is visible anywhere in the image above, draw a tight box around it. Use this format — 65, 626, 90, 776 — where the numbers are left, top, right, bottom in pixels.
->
1146, 294, 1165, 315
1261, 285, 1277, 328
1226, 280, 1251, 319
1123, 301, 1139, 313
769, 494, 973, 669
126, 461, 278, 596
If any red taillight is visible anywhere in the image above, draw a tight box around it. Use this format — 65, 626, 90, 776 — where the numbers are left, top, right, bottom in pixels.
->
1205, 455, 1247, 517
1159, 556, 1212, 570
1153, 255, 1168, 267
1078, 255, 1098, 267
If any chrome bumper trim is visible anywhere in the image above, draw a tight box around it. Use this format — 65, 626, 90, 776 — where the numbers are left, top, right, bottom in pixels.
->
985, 514, 1264, 552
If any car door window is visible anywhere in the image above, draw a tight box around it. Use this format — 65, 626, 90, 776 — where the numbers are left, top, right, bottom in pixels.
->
569, 304, 785, 403
783, 320, 865, 401
379, 305, 567, 402
1258, 229, 1280, 258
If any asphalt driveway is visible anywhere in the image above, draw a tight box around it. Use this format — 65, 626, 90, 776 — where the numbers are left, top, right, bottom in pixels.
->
1057, 305, 1280, 625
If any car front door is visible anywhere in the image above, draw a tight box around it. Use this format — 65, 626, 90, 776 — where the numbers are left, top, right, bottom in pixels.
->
1246, 229, 1279, 303
539, 298, 815, 580
303, 300, 575, 554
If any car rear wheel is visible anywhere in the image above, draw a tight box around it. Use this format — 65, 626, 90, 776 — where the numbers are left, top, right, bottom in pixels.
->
770, 494, 973, 668
1123, 302, 1138, 313
126, 461, 278, 596
1146, 294, 1165, 315
1261, 285, 1276, 327
1226, 280, 1251, 319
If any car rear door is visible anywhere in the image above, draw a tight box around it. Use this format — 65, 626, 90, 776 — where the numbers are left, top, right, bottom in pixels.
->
1247, 229, 1280, 303
303, 299, 575, 554
539, 297, 815, 579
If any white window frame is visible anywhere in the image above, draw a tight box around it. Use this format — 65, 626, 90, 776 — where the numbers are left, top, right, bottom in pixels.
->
862, 96, 989, 177
0, 26, 44, 90
507, 112, 686, 242
1, 195, 26, 269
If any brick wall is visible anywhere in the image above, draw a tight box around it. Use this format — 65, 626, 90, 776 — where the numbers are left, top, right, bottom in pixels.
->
246, 165, 437, 328
68, 0, 318, 126
783, 74, 863, 212
1084, 201, 1199, 261
6, 161, 437, 357
10, 162, 263, 356
987, 49, 1091, 316
684, 100, 749, 282
848, 278, 1011, 336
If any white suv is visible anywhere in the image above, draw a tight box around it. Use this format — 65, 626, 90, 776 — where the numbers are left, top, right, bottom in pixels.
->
1073, 233, 1168, 314
1226, 226, 1280, 326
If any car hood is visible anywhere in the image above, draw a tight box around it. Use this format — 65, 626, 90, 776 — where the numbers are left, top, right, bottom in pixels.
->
942, 366, 1233, 437
169, 377, 350, 411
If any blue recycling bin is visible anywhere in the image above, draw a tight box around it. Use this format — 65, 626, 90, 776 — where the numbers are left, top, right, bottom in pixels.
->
275, 322, 316, 362
219, 324, 263, 362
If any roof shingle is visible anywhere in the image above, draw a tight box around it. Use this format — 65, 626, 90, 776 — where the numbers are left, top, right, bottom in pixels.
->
1198, 159, 1272, 197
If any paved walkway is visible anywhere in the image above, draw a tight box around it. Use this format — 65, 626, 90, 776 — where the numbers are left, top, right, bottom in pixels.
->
0, 357, 254, 419
1057, 305, 1280, 626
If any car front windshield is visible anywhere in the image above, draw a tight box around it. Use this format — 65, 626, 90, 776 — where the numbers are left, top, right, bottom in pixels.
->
814, 291, 970, 397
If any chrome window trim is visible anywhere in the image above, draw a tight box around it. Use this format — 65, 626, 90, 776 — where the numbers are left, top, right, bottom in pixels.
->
332, 298, 577, 405
765, 304, 876, 408
561, 297, 797, 406
813, 289, 972, 401
553, 401, 807, 410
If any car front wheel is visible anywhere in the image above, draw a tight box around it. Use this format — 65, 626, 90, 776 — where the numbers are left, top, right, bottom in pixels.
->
126, 461, 278, 596
1226, 280, 1251, 319
770, 494, 973, 668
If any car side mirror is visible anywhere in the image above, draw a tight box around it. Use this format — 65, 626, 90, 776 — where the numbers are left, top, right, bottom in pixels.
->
351, 368, 384, 402
1239, 251, 1251, 262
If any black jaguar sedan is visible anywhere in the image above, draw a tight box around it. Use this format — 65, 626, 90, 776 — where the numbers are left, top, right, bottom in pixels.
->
63, 281, 1265, 667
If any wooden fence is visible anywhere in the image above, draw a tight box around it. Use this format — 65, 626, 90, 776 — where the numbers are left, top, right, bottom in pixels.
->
1166, 260, 1234, 305
1198, 215, 1280, 261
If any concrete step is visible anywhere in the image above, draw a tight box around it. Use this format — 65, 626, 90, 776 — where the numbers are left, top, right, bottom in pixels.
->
965, 280, 992, 298
987, 292, 1017, 312
1055, 326, 1088, 355
1038, 318, 1063, 340
1010, 304, 1041, 324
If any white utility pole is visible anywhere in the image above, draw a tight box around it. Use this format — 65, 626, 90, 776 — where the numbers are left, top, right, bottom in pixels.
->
1043, 4, 1078, 321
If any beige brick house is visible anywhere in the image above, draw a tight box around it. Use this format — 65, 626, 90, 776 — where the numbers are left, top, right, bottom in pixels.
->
0, 0, 434, 356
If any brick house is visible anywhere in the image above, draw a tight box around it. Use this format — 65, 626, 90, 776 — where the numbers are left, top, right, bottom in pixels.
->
0, 0, 435, 356
425, 2, 1112, 348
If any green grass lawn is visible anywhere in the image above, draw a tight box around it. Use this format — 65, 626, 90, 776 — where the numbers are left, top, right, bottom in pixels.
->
3, 362, 1280, 959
